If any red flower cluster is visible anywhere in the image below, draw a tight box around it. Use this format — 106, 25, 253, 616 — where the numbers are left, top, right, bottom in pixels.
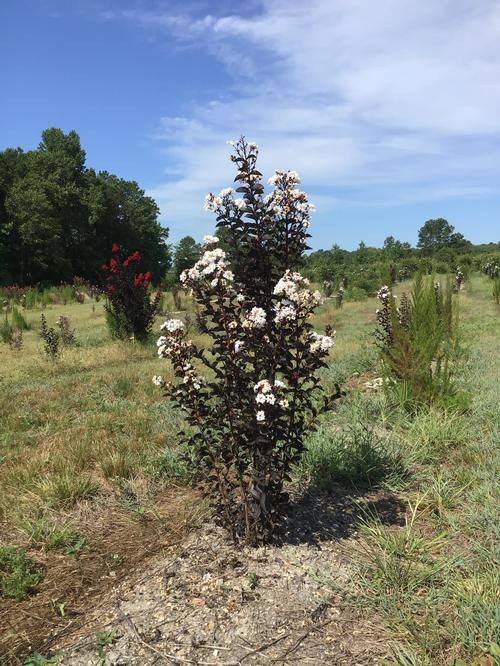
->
134, 271, 151, 287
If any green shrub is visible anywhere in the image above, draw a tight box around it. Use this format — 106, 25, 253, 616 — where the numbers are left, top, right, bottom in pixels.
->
12, 306, 30, 330
379, 275, 461, 410
0, 314, 12, 343
59, 285, 74, 305
346, 286, 368, 301
0, 545, 42, 600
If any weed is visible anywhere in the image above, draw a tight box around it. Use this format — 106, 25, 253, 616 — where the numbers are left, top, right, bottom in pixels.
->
492, 277, 500, 305
34, 474, 99, 508
246, 573, 259, 589
0, 546, 42, 600
0, 313, 12, 343
9, 328, 23, 350
22, 655, 61, 666
101, 451, 135, 480
22, 520, 86, 556
355, 499, 451, 602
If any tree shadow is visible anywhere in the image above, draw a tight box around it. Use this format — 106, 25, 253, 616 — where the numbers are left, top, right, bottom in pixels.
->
276, 488, 406, 546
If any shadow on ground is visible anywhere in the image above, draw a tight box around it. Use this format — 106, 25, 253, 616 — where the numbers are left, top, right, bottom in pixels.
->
279, 488, 406, 545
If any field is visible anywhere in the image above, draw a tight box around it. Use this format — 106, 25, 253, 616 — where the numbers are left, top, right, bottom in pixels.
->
0, 277, 499, 665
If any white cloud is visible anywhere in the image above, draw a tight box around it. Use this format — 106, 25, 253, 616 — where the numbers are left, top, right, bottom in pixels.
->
112, 0, 500, 243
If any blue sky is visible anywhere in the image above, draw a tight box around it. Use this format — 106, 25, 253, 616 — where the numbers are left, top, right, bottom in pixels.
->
1, 0, 500, 249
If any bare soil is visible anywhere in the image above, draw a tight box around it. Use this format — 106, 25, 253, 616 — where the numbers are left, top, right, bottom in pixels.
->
54, 490, 404, 666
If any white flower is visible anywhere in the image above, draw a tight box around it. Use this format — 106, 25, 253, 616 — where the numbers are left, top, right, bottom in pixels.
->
219, 187, 233, 198
152, 375, 163, 386
234, 198, 246, 211
223, 270, 234, 282
377, 286, 390, 303
268, 170, 283, 186
256, 410, 265, 422
202, 263, 217, 276
274, 302, 296, 323
160, 319, 184, 334
234, 340, 244, 353
256, 393, 266, 404
279, 399, 289, 409
203, 234, 218, 246
274, 379, 286, 389
254, 379, 273, 393
248, 142, 258, 150
309, 331, 334, 355
242, 307, 267, 330
236, 293, 245, 303
265, 393, 276, 405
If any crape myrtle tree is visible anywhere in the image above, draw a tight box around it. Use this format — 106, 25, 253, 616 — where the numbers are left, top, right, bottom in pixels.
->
153, 138, 340, 545
102, 243, 161, 342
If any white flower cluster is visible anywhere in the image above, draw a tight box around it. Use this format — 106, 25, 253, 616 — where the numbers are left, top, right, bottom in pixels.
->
265, 170, 315, 228
180, 247, 234, 291
204, 188, 248, 215
309, 331, 335, 355
203, 234, 219, 246
377, 286, 390, 303
182, 366, 203, 391
268, 169, 300, 186
242, 307, 267, 330
227, 139, 258, 151
152, 375, 163, 386
274, 302, 297, 324
274, 270, 309, 299
160, 319, 185, 334
254, 378, 289, 422
203, 188, 234, 212
273, 270, 323, 323
157, 319, 194, 361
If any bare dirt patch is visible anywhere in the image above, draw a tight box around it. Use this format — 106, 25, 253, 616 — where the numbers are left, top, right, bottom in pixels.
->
56, 491, 403, 665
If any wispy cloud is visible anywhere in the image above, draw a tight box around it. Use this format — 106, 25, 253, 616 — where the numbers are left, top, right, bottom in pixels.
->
108, 0, 500, 243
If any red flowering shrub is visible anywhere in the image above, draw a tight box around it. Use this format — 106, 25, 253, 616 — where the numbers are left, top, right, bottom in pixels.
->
102, 244, 160, 341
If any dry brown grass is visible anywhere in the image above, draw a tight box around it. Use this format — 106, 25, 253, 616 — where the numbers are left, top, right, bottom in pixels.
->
0, 487, 202, 663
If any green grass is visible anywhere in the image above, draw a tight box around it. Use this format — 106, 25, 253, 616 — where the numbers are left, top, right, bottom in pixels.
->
297, 422, 407, 490
331, 276, 500, 664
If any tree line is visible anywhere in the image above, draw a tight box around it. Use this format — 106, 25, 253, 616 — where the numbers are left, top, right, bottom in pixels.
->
0, 128, 171, 286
